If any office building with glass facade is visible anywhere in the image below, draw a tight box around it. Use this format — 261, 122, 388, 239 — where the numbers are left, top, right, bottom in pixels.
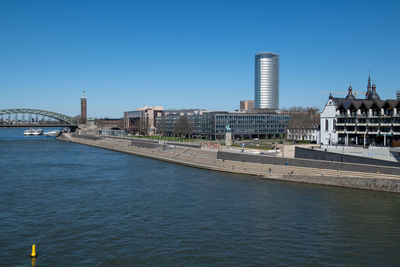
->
156, 111, 289, 140
255, 52, 279, 109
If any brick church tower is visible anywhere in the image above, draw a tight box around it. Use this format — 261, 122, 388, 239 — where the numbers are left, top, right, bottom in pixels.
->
81, 91, 87, 124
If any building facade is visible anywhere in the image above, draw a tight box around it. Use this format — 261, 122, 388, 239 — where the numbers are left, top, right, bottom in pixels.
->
320, 97, 339, 145
156, 111, 290, 140
240, 100, 255, 111
321, 76, 400, 147
286, 118, 320, 143
255, 52, 279, 110
124, 106, 164, 135
96, 118, 123, 130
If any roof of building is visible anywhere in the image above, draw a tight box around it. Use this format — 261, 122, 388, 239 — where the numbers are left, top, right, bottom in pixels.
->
256, 52, 279, 57
287, 118, 320, 130
345, 86, 355, 100
329, 76, 394, 109
369, 83, 380, 100
331, 97, 399, 110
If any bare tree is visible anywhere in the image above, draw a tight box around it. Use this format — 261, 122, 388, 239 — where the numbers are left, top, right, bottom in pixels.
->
117, 119, 124, 130
281, 106, 320, 122
281, 106, 319, 114
129, 117, 147, 135
139, 116, 149, 135
173, 115, 193, 138
156, 117, 166, 136
96, 119, 104, 128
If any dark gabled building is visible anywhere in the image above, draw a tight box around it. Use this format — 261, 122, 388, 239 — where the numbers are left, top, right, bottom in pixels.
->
321, 75, 400, 147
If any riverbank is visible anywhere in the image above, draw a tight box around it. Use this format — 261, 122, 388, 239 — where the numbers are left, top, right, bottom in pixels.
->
57, 133, 400, 193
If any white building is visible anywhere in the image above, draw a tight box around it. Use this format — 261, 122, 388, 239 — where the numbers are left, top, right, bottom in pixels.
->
255, 52, 279, 109
286, 118, 320, 143
320, 96, 338, 145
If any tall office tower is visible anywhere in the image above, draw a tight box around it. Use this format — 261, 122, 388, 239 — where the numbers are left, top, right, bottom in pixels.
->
397, 90, 400, 100
255, 52, 279, 109
81, 91, 87, 124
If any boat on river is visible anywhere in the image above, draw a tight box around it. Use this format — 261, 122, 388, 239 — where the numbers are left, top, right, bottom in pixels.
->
24, 129, 43, 136
44, 130, 60, 137
32, 129, 43, 136
24, 129, 33, 136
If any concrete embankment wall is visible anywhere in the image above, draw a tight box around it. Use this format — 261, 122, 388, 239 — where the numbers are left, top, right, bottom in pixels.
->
58, 133, 400, 193
95, 135, 202, 149
269, 173, 400, 193
60, 133, 218, 170
295, 147, 400, 168
218, 151, 400, 176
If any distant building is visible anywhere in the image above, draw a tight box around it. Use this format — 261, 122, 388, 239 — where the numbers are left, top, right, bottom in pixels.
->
161, 109, 206, 117
397, 90, 400, 100
320, 75, 400, 147
96, 118, 123, 130
320, 96, 338, 145
156, 111, 289, 140
80, 91, 87, 124
286, 118, 320, 143
124, 106, 164, 135
240, 100, 255, 111
255, 52, 279, 110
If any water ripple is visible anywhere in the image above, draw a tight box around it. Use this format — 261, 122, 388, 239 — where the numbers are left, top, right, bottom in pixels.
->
1, 129, 400, 266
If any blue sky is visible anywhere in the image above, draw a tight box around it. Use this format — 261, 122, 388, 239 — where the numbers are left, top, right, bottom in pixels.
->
1, 0, 399, 118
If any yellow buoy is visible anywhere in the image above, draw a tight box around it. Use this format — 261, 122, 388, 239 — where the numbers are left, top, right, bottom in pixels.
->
30, 244, 37, 258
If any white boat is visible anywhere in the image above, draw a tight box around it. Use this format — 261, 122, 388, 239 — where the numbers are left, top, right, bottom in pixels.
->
32, 129, 43, 136
24, 129, 34, 136
24, 129, 43, 136
44, 130, 60, 137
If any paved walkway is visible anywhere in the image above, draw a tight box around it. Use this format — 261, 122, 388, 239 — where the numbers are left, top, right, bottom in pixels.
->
58, 134, 400, 193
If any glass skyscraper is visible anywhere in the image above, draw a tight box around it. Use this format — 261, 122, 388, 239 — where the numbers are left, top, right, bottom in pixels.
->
255, 52, 279, 109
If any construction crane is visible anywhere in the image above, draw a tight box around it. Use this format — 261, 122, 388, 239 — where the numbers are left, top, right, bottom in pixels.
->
320, 91, 366, 97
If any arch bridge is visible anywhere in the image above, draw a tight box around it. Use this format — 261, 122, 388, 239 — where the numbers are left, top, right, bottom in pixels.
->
0, 109, 78, 130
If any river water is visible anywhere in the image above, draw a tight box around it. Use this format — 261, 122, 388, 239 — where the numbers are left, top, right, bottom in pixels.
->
1, 128, 400, 266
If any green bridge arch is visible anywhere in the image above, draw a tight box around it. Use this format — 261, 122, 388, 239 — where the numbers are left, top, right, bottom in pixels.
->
0, 108, 78, 125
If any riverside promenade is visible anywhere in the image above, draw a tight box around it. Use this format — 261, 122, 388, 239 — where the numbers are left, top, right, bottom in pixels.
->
58, 133, 400, 193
